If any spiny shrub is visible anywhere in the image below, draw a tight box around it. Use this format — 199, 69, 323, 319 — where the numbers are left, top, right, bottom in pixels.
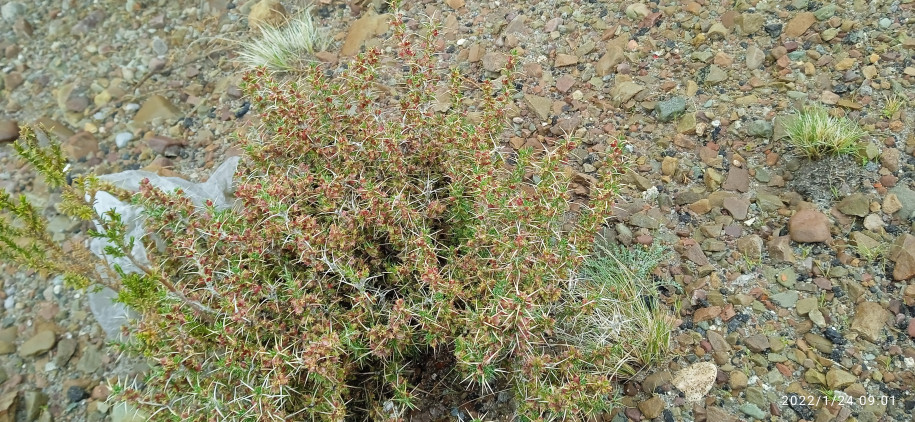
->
1, 11, 627, 422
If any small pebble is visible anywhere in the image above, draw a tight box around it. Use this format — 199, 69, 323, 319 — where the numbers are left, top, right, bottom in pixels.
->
115, 132, 134, 148
67, 385, 89, 403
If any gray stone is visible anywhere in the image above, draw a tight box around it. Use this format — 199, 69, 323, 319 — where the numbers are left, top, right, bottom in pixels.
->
754, 167, 770, 183
795, 297, 818, 315
771, 290, 799, 308
756, 192, 784, 213
655, 97, 687, 122
77, 347, 104, 374
888, 186, 915, 220
765, 267, 797, 288
745, 386, 768, 408
746, 45, 765, 69
809, 308, 826, 327
744, 334, 770, 352
739, 403, 766, 420
747, 120, 773, 138
24, 391, 48, 421
630, 209, 662, 230
813, 4, 836, 20
0, 2, 24, 22
111, 402, 150, 422
54, 338, 77, 367
706, 65, 728, 84
838, 193, 870, 217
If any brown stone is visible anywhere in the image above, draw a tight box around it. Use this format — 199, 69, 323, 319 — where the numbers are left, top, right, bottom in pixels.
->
721, 166, 749, 192
482, 52, 508, 72
737, 235, 764, 258
722, 197, 750, 220
0, 120, 19, 143
3, 72, 23, 91
555, 54, 578, 67
785, 12, 816, 37
146, 135, 185, 156
768, 236, 796, 263
850, 302, 890, 342
62, 131, 99, 161
888, 234, 915, 281
133, 95, 180, 124
788, 209, 831, 243
0, 390, 18, 422
595, 46, 624, 76
341, 12, 389, 56
638, 396, 665, 420
694, 306, 722, 323
248, 0, 286, 30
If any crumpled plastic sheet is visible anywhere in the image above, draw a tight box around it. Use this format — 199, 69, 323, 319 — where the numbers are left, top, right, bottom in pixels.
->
86, 156, 240, 339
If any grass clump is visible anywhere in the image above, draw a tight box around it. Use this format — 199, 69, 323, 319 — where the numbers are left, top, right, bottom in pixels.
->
881, 94, 905, 119
237, 7, 330, 73
556, 241, 676, 378
784, 106, 866, 160
1, 9, 639, 422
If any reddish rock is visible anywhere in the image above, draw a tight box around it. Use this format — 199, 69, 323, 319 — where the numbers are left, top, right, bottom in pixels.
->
908, 319, 915, 338
789, 209, 831, 243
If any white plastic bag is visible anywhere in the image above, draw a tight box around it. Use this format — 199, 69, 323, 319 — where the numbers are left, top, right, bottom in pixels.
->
86, 157, 240, 339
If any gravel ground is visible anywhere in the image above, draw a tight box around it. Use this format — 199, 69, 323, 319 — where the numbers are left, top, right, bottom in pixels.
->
1, 0, 914, 421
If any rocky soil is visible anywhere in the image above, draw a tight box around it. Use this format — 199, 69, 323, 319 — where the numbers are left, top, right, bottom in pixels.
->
1, 0, 915, 421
